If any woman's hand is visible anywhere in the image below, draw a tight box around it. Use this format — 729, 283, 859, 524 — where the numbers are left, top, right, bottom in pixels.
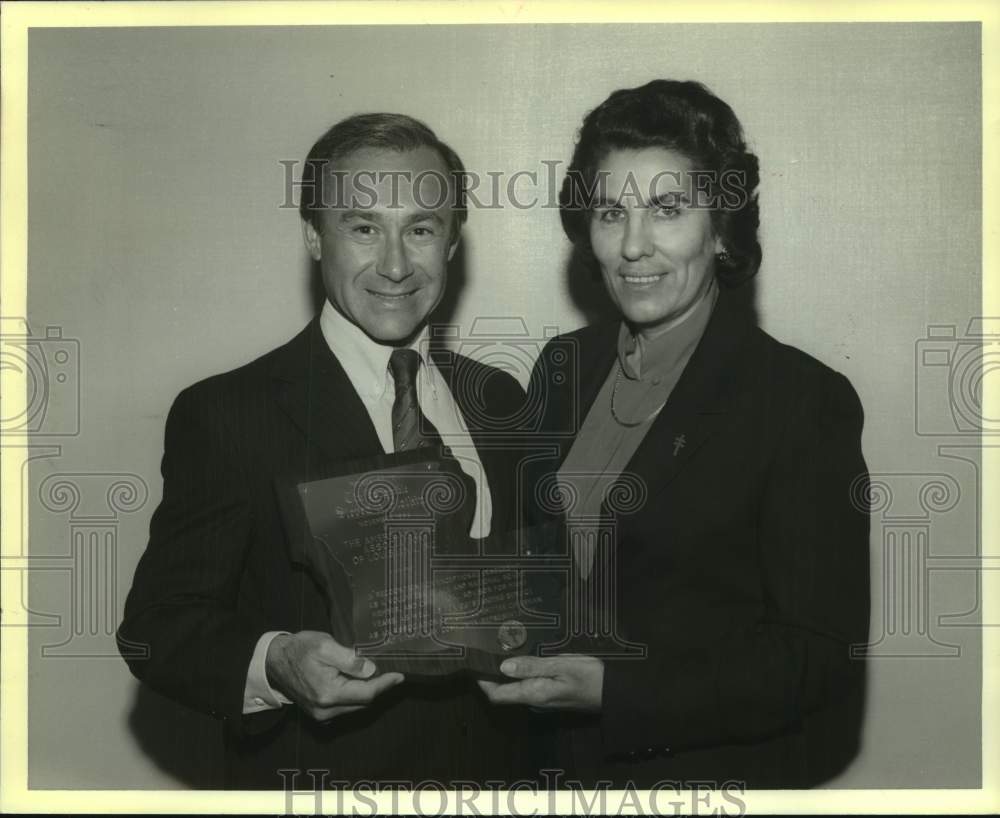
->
477, 654, 604, 712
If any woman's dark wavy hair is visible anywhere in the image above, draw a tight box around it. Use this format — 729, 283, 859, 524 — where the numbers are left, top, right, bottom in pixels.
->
559, 80, 761, 287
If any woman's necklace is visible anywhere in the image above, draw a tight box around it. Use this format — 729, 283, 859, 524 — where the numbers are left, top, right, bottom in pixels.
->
610, 360, 667, 427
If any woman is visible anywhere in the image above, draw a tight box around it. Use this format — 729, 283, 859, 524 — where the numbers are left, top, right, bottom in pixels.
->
480, 80, 870, 788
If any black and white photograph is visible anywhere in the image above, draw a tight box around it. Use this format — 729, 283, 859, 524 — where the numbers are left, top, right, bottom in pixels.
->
1, 2, 996, 814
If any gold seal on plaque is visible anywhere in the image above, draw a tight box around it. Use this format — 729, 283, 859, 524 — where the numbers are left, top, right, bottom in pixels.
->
497, 620, 528, 652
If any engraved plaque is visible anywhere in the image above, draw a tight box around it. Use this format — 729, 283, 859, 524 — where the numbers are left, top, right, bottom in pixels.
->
278, 449, 566, 678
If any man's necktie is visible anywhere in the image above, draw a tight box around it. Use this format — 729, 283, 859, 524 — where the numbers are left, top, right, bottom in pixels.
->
388, 348, 477, 538
389, 348, 438, 452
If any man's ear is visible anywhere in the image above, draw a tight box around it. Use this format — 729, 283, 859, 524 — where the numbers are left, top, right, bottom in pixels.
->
447, 235, 460, 262
302, 219, 322, 261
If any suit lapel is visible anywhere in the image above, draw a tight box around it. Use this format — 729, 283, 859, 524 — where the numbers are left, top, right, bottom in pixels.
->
616, 288, 754, 502
554, 322, 620, 469
269, 318, 384, 473
429, 349, 508, 526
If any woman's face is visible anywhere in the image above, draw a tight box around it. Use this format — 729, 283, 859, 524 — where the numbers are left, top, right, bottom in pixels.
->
589, 147, 721, 336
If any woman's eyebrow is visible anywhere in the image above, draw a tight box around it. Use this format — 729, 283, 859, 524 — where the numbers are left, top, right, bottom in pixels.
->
649, 191, 690, 208
591, 195, 624, 209
591, 192, 690, 210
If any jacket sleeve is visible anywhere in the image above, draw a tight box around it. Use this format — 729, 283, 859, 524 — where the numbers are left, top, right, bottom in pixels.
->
600, 369, 871, 755
117, 385, 285, 735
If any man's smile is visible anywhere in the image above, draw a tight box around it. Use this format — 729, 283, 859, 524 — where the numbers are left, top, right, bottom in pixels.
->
366, 288, 419, 302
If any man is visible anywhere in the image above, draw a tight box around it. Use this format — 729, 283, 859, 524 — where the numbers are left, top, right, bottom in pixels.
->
118, 114, 537, 788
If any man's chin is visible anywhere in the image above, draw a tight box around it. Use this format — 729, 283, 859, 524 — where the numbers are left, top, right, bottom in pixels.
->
359, 318, 425, 347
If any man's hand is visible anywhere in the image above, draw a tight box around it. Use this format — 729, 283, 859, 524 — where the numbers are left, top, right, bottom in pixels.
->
478, 654, 604, 712
265, 630, 404, 722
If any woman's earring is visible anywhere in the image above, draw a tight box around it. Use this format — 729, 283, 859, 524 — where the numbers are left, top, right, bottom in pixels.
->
717, 249, 731, 263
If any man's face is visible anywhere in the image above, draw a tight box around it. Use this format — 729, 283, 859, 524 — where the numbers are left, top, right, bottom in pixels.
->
589, 147, 721, 336
303, 146, 458, 345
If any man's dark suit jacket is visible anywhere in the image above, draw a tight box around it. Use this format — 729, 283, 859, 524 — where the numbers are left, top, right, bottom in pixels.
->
118, 318, 544, 789
525, 286, 871, 789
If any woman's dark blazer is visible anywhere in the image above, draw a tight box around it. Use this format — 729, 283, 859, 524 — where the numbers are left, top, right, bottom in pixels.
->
525, 286, 871, 788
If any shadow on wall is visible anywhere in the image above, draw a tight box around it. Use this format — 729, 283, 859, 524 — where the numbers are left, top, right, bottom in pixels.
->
126, 681, 224, 789
805, 678, 868, 787
565, 242, 618, 326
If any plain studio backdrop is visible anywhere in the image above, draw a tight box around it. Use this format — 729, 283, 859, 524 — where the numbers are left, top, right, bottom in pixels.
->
25, 23, 981, 788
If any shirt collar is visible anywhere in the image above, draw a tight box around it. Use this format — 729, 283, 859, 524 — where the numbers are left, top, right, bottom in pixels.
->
617, 279, 719, 381
319, 300, 431, 400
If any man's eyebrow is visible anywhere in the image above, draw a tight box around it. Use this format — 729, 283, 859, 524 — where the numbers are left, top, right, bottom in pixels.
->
335, 209, 446, 227
405, 211, 445, 226
338, 209, 383, 221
